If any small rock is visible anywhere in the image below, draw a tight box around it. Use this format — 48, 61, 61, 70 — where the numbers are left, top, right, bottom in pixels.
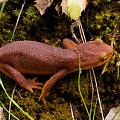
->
0, 107, 6, 120
105, 106, 120, 120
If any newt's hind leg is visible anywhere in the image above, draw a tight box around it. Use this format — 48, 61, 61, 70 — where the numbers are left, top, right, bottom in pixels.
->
0, 63, 43, 93
38, 69, 68, 105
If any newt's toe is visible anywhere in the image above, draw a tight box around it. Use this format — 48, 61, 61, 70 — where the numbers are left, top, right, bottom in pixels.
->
38, 94, 46, 105
28, 87, 34, 93
25, 77, 43, 93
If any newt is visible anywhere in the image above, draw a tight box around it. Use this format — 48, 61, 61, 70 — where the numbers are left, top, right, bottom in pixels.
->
0, 38, 113, 104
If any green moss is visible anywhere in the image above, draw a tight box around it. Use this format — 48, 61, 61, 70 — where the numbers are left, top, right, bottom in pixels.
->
40, 98, 72, 120
8, 91, 72, 120
22, 6, 41, 31
86, 0, 120, 40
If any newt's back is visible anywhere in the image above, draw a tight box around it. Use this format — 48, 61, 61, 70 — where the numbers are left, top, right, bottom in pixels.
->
0, 41, 77, 74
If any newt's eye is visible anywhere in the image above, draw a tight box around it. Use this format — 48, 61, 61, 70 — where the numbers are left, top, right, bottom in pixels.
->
101, 56, 107, 61
100, 52, 107, 61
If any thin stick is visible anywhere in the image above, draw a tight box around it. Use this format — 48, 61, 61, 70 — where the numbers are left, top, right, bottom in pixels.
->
89, 69, 94, 119
70, 101, 75, 120
70, 22, 79, 44
77, 18, 86, 43
8, 84, 17, 120
10, 0, 26, 42
92, 68, 104, 120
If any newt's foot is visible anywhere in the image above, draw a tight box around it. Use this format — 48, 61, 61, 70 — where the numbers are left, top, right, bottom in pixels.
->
26, 77, 43, 93
38, 94, 46, 105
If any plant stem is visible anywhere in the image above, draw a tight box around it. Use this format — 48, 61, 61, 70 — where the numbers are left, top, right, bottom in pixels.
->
78, 55, 91, 120
0, 0, 6, 18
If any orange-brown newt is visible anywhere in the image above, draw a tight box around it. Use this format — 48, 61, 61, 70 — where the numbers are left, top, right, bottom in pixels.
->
0, 38, 113, 104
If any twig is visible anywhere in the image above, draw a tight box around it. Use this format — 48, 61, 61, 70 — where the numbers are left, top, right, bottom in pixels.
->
10, 0, 26, 42
18, 89, 23, 98
70, 101, 75, 120
111, 21, 120, 48
77, 18, 86, 43
92, 68, 104, 120
8, 84, 17, 120
89, 69, 94, 119
70, 22, 79, 44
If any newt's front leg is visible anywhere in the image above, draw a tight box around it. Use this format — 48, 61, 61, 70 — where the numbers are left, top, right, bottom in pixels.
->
38, 69, 69, 105
0, 63, 43, 93
63, 38, 77, 49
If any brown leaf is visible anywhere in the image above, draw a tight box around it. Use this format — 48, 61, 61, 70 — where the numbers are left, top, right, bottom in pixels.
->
34, 0, 53, 15
55, 4, 60, 15
116, 61, 120, 66
78, 0, 87, 12
0, 107, 6, 120
61, 0, 69, 16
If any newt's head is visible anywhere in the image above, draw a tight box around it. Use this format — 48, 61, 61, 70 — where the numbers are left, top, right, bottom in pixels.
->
76, 39, 114, 70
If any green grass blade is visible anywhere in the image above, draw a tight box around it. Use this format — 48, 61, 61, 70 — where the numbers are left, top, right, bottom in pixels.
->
0, 78, 34, 120
78, 55, 91, 120
93, 100, 97, 120
0, 101, 19, 120
0, 0, 7, 18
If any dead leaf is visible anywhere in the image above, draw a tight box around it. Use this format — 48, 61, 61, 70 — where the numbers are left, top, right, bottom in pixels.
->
78, 0, 87, 12
55, 4, 62, 16
61, 0, 69, 16
34, 0, 53, 15
116, 61, 120, 66
0, 107, 6, 120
